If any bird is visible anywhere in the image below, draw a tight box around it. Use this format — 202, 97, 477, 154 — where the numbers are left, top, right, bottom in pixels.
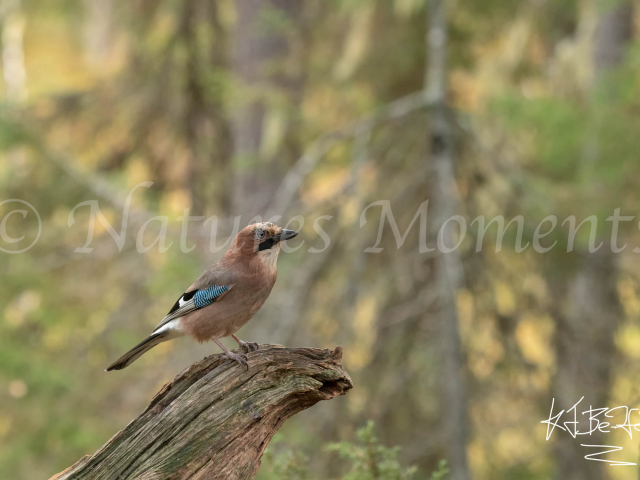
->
106, 222, 298, 371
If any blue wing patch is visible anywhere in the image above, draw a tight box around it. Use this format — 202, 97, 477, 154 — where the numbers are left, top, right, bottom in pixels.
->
193, 285, 230, 309
154, 284, 231, 333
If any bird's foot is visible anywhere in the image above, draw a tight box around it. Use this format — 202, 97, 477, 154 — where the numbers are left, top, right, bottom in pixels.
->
238, 340, 259, 353
222, 350, 248, 369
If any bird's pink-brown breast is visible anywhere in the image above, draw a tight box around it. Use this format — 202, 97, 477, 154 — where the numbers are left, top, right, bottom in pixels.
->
181, 222, 283, 342
181, 271, 276, 342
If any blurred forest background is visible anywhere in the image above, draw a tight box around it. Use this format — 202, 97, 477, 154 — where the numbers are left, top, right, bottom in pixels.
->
2, 0, 640, 479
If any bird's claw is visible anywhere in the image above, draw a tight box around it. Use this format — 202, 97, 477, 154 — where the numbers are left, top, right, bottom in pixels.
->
222, 351, 248, 369
239, 341, 259, 353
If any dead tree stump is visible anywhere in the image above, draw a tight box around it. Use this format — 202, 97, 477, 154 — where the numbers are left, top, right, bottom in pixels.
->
51, 345, 352, 480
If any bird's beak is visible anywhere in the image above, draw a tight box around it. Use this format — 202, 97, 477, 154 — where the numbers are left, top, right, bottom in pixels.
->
276, 229, 298, 242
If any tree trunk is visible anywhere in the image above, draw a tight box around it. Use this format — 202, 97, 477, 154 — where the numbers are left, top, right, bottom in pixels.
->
551, 249, 620, 480
425, 1, 470, 479
1, 0, 27, 103
231, 0, 304, 219
592, 0, 633, 75
552, 2, 630, 479
50, 345, 352, 480
83, 0, 112, 67
182, 0, 233, 216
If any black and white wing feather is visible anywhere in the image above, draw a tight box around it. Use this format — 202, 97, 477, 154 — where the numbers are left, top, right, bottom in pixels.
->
153, 285, 231, 333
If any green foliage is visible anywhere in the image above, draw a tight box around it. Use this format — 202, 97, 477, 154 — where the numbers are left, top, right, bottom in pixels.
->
259, 422, 430, 480
428, 460, 449, 480
489, 46, 640, 242
260, 448, 313, 480
325, 421, 418, 480
491, 95, 585, 181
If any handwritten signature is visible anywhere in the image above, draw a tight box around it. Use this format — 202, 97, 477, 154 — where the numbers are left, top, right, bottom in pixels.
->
541, 397, 639, 466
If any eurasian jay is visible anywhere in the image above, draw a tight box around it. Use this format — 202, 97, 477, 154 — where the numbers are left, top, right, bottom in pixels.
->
106, 222, 298, 371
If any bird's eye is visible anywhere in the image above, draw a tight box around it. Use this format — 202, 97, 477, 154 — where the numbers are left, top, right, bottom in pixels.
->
255, 228, 266, 239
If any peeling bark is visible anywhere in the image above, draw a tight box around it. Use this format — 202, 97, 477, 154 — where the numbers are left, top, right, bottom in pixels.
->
50, 345, 352, 480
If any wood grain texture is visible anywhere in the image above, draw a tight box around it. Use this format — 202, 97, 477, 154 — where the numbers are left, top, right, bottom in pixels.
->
51, 345, 352, 480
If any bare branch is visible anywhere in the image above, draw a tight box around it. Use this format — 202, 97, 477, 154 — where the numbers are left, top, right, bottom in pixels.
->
269, 91, 432, 216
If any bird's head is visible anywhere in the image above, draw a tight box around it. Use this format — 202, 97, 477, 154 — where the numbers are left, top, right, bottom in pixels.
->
231, 222, 298, 269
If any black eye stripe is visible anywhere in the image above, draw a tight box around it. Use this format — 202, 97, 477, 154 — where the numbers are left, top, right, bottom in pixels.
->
257, 238, 276, 251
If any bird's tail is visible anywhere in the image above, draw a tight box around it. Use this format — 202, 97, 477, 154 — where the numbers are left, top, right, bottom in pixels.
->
106, 331, 172, 371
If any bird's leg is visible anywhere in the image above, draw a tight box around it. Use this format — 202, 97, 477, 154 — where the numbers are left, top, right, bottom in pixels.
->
231, 334, 259, 353
212, 336, 248, 369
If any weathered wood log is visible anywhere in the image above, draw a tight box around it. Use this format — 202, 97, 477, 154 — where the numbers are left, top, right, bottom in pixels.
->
51, 344, 352, 480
